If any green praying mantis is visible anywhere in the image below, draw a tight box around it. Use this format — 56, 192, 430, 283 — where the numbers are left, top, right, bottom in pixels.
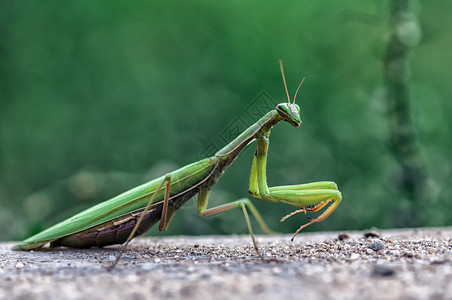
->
13, 61, 342, 266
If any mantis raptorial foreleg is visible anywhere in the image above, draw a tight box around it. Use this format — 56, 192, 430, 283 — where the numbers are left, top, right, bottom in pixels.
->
196, 126, 341, 258
249, 129, 342, 241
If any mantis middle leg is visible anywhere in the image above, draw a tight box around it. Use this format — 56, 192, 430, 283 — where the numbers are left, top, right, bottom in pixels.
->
197, 188, 275, 259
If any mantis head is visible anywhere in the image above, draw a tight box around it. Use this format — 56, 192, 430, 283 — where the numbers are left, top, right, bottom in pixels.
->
278, 60, 304, 127
276, 103, 301, 127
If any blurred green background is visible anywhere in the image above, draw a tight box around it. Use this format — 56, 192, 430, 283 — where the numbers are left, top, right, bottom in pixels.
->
1, 1, 451, 242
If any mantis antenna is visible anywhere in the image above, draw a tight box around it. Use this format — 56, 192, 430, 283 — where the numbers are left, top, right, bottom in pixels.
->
279, 60, 291, 104
293, 77, 305, 104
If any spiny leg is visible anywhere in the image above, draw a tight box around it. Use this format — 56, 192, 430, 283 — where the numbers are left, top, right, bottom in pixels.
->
197, 188, 274, 260
270, 182, 339, 225
107, 174, 172, 271
280, 199, 331, 222
277, 185, 338, 222
271, 187, 342, 240
248, 130, 342, 241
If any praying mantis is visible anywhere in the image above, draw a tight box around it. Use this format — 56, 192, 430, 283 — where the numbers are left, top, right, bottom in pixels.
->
13, 61, 342, 266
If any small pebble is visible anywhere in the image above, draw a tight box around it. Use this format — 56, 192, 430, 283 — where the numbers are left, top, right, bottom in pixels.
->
108, 255, 116, 262
15, 262, 24, 268
364, 231, 380, 238
372, 264, 395, 277
338, 233, 351, 241
369, 240, 385, 252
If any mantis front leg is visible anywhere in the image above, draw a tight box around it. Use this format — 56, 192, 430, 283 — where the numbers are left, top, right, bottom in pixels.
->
249, 129, 342, 241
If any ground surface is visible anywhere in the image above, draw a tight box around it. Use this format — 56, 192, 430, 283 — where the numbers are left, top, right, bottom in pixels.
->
1, 228, 451, 300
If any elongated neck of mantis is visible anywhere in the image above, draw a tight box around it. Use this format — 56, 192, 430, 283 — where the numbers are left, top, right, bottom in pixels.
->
215, 110, 281, 158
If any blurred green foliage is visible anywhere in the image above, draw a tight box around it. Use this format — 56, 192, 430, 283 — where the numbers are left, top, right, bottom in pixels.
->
1, 1, 451, 241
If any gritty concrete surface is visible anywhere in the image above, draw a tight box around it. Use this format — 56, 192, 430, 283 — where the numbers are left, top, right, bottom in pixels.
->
1, 228, 452, 300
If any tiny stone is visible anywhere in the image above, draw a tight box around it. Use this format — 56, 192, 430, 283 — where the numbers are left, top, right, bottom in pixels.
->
364, 231, 380, 238
428, 248, 437, 254
369, 240, 385, 252
366, 249, 374, 255
373, 264, 395, 277
338, 233, 351, 241
15, 262, 24, 268
444, 250, 452, 255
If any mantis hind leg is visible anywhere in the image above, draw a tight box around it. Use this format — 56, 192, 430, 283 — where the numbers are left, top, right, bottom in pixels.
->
108, 174, 172, 271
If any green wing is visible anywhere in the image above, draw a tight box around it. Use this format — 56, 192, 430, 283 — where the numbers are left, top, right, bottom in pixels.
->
13, 157, 218, 250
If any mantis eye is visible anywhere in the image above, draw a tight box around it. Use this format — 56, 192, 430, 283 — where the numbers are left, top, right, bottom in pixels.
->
276, 103, 290, 116
276, 103, 299, 117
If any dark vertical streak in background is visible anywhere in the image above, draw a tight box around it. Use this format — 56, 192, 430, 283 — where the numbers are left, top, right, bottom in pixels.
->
383, 0, 426, 226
